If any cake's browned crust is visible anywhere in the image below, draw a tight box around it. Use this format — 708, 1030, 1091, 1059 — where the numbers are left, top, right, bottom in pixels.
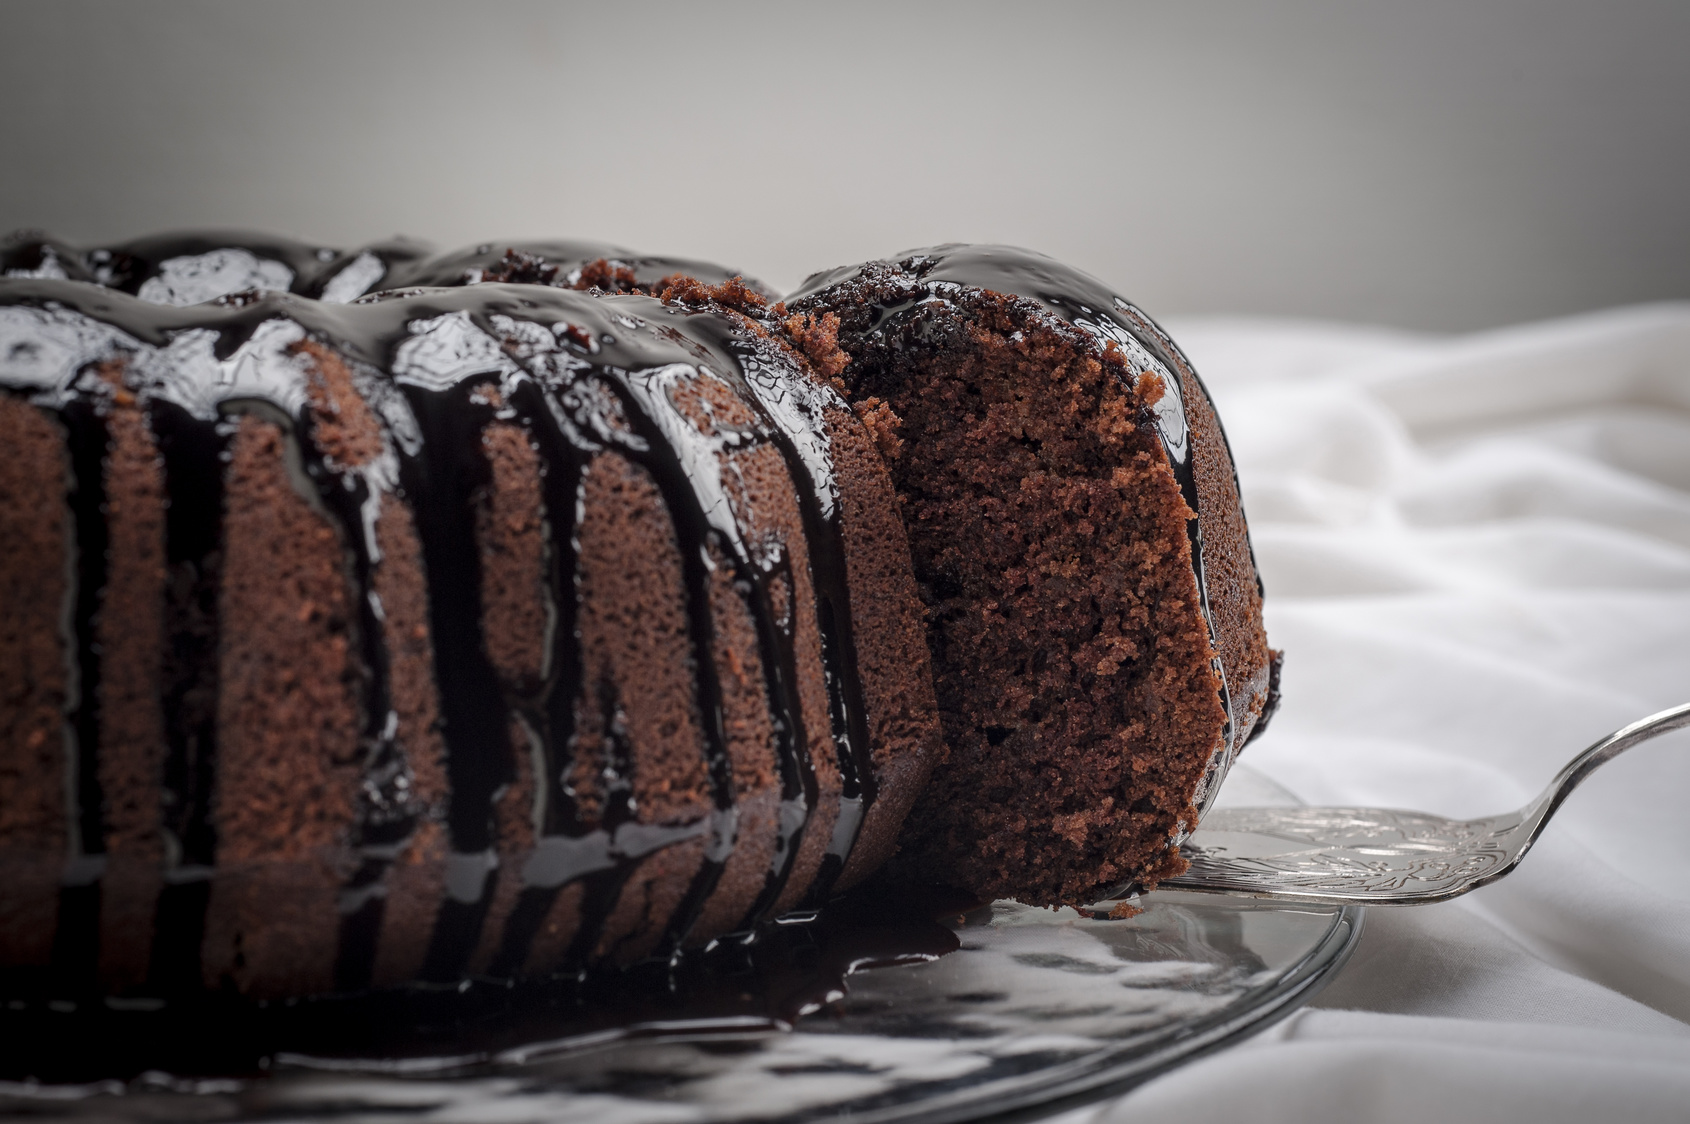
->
690, 542, 780, 939
822, 407, 944, 888
367, 496, 449, 988
572, 452, 713, 821
664, 277, 946, 885
1111, 312, 1275, 738
782, 312, 850, 380
1188, 381, 1272, 734
718, 442, 842, 919
372, 499, 448, 815
295, 340, 453, 990
95, 365, 169, 990
571, 258, 639, 293
461, 413, 548, 976
296, 341, 383, 469
572, 451, 710, 964
0, 395, 70, 969
476, 412, 550, 695
202, 415, 363, 997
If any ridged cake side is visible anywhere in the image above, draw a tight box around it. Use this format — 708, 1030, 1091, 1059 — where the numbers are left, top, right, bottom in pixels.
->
788, 245, 1277, 906
0, 279, 939, 998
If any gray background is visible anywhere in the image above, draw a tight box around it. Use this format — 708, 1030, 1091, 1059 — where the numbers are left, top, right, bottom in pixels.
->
2, 0, 1687, 331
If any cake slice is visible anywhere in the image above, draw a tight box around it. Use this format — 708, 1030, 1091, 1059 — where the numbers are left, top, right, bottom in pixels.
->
786, 245, 1279, 906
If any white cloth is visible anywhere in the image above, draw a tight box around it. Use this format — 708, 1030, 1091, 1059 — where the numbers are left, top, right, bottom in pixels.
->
1051, 305, 1690, 1123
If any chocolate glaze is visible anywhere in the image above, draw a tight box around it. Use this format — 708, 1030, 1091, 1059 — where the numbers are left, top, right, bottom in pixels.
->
388, 239, 776, 301
0, 270, 876, 995
667, 311, 879, 914
1, 231, 772, 309
146, 400, 227, 993
1, 230, 434, 307
53, 395, 109, 989
790, 244, 1270, 822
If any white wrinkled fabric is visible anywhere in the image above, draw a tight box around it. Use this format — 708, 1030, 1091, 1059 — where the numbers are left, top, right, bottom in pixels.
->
1048, 305, 1690, 1123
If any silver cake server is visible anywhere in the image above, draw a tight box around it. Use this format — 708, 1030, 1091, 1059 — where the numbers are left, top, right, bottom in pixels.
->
1090, 700, 1690, 911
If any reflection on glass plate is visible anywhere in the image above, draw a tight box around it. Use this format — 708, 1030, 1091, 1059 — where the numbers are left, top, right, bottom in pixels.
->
0, 767, 1361, 1123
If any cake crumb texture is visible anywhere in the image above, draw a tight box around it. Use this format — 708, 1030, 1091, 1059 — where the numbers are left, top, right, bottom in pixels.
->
202, 415, 363, 997
572, 451, 709, 964
0, 396, 71, 968
94, 362, 169, 990
819, 285, 1229, 905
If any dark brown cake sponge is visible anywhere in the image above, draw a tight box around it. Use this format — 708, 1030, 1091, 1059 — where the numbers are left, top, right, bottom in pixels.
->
821, 405, 946, 889
93, 364, 169, 991
0, 396, 70, 970
1109, 305, 1277, 738
786, 246, 1275, 907
201, 414, 365, 997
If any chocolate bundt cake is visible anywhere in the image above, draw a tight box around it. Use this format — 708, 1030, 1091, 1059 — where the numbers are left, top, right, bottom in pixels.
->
0, 231, 1276, 1002
786, 245, 1278, 906
0, 268, 940, 999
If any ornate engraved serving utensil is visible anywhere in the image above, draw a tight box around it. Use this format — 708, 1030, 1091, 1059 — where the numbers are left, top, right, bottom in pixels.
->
1130, 701, 1690, 908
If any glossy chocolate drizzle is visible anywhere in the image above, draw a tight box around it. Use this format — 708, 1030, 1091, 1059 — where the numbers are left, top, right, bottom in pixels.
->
0, 252, 874, 996
1, 231, 770, 308
791, 244, 1264, 823
148, 398, 226, 992
53, 395, 108, 985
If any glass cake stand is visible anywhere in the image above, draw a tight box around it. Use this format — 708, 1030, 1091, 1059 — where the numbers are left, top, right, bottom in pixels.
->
0, 767, 1362, 1124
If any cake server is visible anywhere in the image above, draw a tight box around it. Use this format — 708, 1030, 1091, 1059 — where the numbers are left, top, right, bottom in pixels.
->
1092, 700, 1690, 910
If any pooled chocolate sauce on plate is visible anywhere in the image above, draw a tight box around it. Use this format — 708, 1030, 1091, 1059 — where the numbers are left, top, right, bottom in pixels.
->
0, 886, 961, 1084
